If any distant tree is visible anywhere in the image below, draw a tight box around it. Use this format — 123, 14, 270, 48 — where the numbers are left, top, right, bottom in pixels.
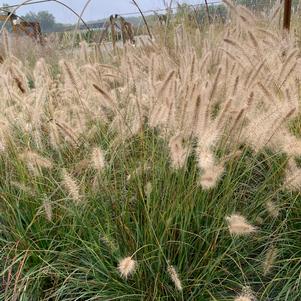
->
23, 10, 56, 32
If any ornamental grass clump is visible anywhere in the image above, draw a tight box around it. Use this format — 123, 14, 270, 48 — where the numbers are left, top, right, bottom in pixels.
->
0, 1, 300, 300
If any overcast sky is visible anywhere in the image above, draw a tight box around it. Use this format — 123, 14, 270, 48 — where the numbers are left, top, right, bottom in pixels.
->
2, 0, 204, 23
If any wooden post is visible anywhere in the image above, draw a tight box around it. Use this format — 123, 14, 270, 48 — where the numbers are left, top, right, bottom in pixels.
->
283, 0, 292, 31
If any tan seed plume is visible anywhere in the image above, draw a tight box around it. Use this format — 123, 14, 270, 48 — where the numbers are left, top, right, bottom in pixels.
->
226, 214, 256, 235
90, 147, 106, 171
167, 264, 183, 291
117, 256, 137, 279
61, 169, 81, 205
263, 246, 277, 276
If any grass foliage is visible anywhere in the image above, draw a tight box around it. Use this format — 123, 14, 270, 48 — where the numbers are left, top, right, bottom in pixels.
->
0, 1, 301, 300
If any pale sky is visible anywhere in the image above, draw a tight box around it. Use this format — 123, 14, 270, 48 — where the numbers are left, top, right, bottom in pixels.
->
1, 0, 205, 23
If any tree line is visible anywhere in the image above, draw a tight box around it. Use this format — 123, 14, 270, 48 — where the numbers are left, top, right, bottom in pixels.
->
1, 2, 66, 32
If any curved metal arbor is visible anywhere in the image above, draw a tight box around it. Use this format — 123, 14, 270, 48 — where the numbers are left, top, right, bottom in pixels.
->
0, 8, 43, 43
0, 0, 92, 39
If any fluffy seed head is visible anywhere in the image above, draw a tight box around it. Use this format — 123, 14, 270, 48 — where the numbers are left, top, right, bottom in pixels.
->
168, 134, 189, 169
20, 151, 53, 175
234, 296, 252, 301
265, 200, 279, 218
167, 264, 183, 291
90, 147, 106, 171
197, 149, 215, 170
117, 257, 137, 279
283, 159, 301, 191
43, 199, 52, 222
199, 163, 224, 190
226, 214, 256, 235
61, 169, 81, 205
48, 121, 61, 151
263, 246, 277, 276
234, 287, 255, 301
0, 139, 5, 153
99, 234, 117, 252
144, 181, 152, 196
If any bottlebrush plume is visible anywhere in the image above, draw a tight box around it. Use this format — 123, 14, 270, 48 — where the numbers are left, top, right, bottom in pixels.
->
226, 214, 256, 235
48, 121, 61, 151
144, 182, 152, 197
234, 295, 253, 301
199, 164, 224, 190
20, 151, 53, 175
168, 134, 189, 169
90, 147, 106, 171
265, 200, 279, 218
234, 287, 255, 301
263, 246, 277, 276
283, 159, 301, 191
197, 148, 215, 170
61, 169, 81, 205
0, 138, 5, 153
43, 199, 52, 222
167, 264, 183, 291
117, 256, 137, 279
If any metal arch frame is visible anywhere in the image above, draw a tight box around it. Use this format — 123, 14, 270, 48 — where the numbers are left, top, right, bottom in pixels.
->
0, 7, 33, 25
0, 0, 91, 35
49, 0, 91, 32
72, 0, 93, 48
